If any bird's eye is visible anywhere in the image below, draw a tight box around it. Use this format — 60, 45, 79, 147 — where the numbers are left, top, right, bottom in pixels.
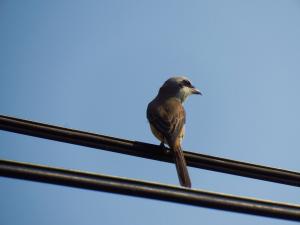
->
182, 80, 192, 87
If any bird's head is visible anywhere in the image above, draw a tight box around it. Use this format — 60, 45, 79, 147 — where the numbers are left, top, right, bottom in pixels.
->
159, 76, 202, 103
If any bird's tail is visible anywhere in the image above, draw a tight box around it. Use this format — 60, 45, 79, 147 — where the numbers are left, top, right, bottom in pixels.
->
172, 143, 191, 188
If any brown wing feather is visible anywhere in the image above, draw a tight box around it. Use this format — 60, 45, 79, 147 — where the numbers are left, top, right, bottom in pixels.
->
147, 98, 185, 147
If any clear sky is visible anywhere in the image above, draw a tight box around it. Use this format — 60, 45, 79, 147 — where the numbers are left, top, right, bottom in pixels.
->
1, 1, 300, 224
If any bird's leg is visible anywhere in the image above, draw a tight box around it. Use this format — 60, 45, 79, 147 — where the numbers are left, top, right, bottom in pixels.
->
159, 142, 165, 149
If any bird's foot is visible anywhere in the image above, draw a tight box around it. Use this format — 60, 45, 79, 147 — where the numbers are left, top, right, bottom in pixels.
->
159, 142, 171, 155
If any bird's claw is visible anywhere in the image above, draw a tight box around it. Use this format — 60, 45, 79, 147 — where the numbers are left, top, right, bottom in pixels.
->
159, 142, 171, 154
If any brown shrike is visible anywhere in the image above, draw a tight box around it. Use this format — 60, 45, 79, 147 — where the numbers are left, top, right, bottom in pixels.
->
147, 76, 201, 188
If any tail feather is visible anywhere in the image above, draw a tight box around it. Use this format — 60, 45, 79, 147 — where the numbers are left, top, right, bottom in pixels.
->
173, 144, 191, 188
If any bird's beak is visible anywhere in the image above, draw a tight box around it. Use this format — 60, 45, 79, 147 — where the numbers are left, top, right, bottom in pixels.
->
191, 86, 202, 95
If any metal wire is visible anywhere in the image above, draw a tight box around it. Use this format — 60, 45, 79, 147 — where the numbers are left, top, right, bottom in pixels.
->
1, 159, 300, 221
1, 115, 300, 187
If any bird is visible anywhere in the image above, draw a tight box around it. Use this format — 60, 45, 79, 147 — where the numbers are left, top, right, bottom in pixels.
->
147, 76, 201, 188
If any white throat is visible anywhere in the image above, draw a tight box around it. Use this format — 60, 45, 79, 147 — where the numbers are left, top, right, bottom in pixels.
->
176, 87, 192, 103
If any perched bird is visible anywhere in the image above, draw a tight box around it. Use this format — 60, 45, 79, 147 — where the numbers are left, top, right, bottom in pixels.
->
147, 76, 201, 188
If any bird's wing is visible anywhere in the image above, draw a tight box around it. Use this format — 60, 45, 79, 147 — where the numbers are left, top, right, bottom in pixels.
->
147, 98, 185, 146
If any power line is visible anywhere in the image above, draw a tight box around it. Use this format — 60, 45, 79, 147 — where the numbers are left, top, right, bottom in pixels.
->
1, 159, 299, 222
1, 115, 300, 187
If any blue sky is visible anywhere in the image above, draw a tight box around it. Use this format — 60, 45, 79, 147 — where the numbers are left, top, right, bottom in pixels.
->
1, 1, 300, 224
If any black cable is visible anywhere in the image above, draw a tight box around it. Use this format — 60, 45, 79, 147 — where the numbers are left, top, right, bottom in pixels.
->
1, 159, 299, 221
1, 115, 300, 187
